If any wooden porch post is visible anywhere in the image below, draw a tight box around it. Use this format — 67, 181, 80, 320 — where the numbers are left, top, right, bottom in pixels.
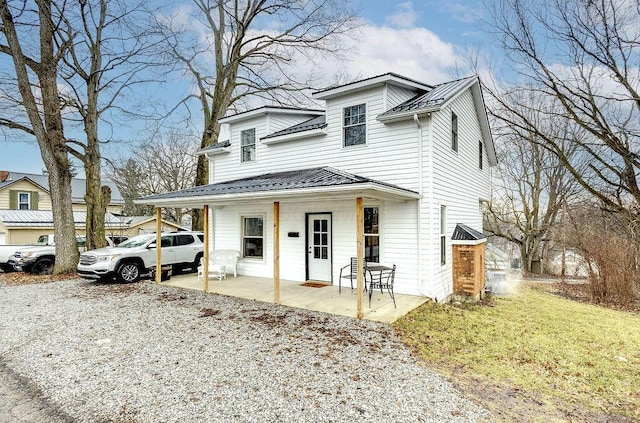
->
155, 208, 162, 284
203, 205, 209, 292
274, 201, 280, 304
356, 197, 364, 319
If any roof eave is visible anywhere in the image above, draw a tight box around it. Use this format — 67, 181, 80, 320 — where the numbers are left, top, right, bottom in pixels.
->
219, 107, 325, 124
261, 127, 327, 145
313, 74, 431, 100
135, 183, 420, 208
377, 107, 439, 123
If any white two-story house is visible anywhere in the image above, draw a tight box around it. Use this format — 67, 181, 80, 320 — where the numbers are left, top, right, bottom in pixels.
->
141, 73, 496, 302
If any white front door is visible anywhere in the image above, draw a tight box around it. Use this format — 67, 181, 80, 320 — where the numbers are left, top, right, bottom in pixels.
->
307, 213, 332, 282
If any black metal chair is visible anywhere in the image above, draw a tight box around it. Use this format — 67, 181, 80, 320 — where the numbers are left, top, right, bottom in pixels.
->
338, 257, 367, 293
368, 264, 396, 308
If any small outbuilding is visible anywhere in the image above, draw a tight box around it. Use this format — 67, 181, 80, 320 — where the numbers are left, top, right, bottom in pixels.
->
451, 223, 487, 300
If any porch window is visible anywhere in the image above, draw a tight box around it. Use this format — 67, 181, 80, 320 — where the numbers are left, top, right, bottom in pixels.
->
440, 205, 447, 266
364, 206, 379, 263
242, 216, 263, 258
18, 192, 30, 210
451, 112, 458, 152
241, 128, 256, 162
343, 103, 366, 146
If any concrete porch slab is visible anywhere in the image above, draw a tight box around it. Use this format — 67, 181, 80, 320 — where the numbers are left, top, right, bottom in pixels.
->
162, 273, 429, 323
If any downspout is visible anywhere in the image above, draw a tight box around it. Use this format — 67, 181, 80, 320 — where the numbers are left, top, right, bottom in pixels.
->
413, 114, 427, 296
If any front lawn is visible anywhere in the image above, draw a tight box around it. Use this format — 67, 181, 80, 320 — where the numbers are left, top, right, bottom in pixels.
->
394, 283, 640, 422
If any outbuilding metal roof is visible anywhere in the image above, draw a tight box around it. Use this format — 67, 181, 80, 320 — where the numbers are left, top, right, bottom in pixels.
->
451, 223, 487, 241
0, 210, 124, 228
139, 167, 419, 203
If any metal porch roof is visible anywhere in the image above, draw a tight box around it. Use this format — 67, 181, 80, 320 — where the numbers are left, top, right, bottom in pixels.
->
136, 167, 420, 208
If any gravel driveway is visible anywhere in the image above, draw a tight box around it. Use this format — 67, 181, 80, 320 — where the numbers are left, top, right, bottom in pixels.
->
0, 279, 489, 422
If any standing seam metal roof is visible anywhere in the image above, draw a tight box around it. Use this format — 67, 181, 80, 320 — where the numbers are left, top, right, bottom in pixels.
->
378, 76, 478, 118
141, 167, 418, 201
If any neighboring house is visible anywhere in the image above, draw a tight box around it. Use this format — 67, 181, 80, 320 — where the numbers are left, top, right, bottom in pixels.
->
139, 73, 496, 301
0, 170, 125, 244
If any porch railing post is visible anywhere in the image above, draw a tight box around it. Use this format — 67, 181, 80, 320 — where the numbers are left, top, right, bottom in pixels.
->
274, 201, 280, 304
203, 204, 209, 292
356, 197, 364, 319
155, 208, 162, 284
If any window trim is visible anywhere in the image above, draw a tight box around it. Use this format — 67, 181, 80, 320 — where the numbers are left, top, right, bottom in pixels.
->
451, 112, 458, 152
342, 103, 367, 147
18, 192, 30, 210
241, 214, 265, 260
479, 140, 483, 170
363, 205, 380, 263
440, 205, 447, 266
240, 128, 256, 163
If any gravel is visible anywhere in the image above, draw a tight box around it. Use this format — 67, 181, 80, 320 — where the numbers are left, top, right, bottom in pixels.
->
0, 279, 490, 422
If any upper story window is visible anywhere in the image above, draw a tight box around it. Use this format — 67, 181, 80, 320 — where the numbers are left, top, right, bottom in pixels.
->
451, 112, 458, 152
18, 192, 30, 210
343, 104, 366, 147
241, 128, 256, 162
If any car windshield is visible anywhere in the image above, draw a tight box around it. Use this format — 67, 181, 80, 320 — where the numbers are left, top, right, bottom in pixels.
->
116, 234, 155, 248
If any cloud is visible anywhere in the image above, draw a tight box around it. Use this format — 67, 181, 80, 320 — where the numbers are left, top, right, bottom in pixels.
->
443, 2, 483, 24
385, 2, 420, 29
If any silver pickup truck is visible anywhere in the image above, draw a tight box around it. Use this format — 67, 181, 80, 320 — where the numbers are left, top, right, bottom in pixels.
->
0, 234, 56, 272
77, 232, 204, 283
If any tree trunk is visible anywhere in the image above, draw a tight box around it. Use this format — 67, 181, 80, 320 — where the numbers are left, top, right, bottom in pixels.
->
0, 0, 78, 273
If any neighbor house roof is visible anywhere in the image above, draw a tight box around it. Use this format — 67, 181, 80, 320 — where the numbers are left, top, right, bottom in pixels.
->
113, 215, 189, 231
136, 167, 420, 208
0, 171, 125, 204
0, 210, 124, 228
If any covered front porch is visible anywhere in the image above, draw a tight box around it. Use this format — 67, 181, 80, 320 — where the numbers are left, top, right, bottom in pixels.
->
163, 273, 429, 323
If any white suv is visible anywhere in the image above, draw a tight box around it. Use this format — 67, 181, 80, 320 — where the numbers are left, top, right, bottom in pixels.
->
77, 232, 204, 283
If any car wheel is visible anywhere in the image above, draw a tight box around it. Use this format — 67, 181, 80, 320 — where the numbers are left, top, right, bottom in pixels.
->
32, 258, 54, 275
116, 262, 141, 283
191, 253, 203, 273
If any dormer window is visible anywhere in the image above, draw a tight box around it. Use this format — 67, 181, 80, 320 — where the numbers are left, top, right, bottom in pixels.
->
18, 192, 30, 209
241, 128, 256, 162
343, 104, 366, 147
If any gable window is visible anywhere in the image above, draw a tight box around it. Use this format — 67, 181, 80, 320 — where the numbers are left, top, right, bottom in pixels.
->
242, 216, 263, 258
440, 205, 447, 266
241, 128, 256, 162
451, 112, 458, 152
479, 140, 484, 170
364, 206, 379, 263
18, 192, 30, 210
343, 104, 366, 147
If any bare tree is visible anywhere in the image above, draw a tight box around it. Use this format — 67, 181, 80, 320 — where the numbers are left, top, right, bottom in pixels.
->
484, 90, 582, 273
157, 0, 358, 229
108, 130, 199, 225
487, 0, 640, 225
58, 0, 165, 250
0, 0, 78, 273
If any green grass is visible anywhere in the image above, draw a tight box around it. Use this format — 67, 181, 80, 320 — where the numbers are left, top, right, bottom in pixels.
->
394, 284, 640, 421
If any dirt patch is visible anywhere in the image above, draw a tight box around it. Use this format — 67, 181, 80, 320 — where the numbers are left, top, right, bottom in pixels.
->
0, 271, 77, 287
